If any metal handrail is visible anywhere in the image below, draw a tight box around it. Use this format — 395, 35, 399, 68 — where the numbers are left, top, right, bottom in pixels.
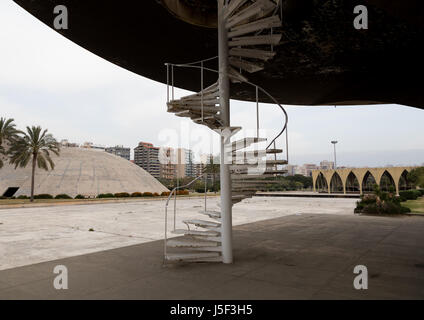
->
164, 166, 215, 260
165, 62, 288, 158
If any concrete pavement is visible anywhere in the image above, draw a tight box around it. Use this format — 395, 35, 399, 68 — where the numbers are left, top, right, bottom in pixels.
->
0, 213, 423, 299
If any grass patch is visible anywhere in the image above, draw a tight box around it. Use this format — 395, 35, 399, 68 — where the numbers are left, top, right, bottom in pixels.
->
402, 197, 424, 214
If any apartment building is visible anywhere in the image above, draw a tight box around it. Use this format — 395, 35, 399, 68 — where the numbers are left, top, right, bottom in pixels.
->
105, 145, 131, 161
134, 142, 160, 178
159, 147, 176, 180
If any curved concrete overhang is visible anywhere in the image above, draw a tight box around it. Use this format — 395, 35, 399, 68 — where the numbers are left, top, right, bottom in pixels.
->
11, 0, 424, 109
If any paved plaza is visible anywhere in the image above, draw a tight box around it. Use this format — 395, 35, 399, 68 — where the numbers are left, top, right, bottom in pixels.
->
1, 197, 423, 299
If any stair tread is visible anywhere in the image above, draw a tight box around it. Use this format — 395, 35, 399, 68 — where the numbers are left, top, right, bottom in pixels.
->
229, 57, 264, 73
224, 0, 249, 20
230, 47, 276, 61
199, 210, 221, 215
231, 169, 288, 175
227, 0, 276, 29
232, 149, 283, 157
172, 229, 220, 236
183, 219, 221, 227
165, 252, 220, 261
229, 34, 282, 47
228, 66, 249, 83
231, 137, 267, 147
228, 15, 281, 38
167, 238, 220, 247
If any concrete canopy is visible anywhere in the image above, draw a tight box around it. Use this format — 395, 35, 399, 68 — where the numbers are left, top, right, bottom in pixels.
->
12, 0, 424, 109
0, 148, 169, 198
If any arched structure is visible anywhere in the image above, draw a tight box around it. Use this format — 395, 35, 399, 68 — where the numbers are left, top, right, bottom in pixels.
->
399, 169, 414, 191
315, 172, 328, 193
346, 172, 360, 194
362, 171, 377, 193
380, 170, 396, 192
312, 166, 416, 195
330, 172, 344, 193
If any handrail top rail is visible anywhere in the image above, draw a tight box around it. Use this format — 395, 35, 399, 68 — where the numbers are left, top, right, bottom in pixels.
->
165, 62, 288, 150
165, 166, 217, 207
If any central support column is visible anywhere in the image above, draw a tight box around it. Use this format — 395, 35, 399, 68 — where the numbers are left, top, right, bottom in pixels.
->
218, 0, 233, 264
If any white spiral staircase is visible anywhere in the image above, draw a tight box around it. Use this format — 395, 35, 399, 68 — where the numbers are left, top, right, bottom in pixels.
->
164, 0, 288, 263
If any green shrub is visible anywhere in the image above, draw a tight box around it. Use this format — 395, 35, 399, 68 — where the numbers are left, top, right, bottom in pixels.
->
0, 196, 7, 200
34, 194, 53, 199
360, 194, 378, 205
97, 193, 115, 198
355, 185, 410, 215
142, 192, 153, 197
17, 195, 29, 199
131, 192, 143, 197
417, 189, 424, 197
74, 194, 85, 199
399, 190, 420, 201
114, 192, 130, 198
55, 194, 72, 199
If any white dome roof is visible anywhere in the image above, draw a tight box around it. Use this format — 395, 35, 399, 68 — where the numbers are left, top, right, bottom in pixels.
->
0, 147, 168, 197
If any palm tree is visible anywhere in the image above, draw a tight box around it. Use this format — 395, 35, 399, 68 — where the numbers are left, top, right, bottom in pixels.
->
9, 126, 60, 202
0, 117, 18, 168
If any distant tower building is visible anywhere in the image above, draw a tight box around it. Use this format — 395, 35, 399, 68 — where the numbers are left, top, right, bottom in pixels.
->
134, 142, 160, 178
320, 160, 335, 170
159, 147, 176, 180
81, 142, 105, 151
285, 164, 297, 176
303, 164, 318, 177
175, 148, 194, 178
105, 145, 131, 161
193, 163, 205, 177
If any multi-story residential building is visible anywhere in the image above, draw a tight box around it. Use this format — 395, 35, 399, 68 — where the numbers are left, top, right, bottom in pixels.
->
285, 164, 298, 176
159, 147, 176, 180
81, 142, 105, 151
105, 145, 131, 161
60, 139, 79, 148
175, 148, 194, 178
134, 142, 160, 178
303, 164, 318, 177
319, 160, 335, 170
193, 163, 205, 177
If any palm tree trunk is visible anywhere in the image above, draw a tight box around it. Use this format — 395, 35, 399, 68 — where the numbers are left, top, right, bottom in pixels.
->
30, 153, 37, 202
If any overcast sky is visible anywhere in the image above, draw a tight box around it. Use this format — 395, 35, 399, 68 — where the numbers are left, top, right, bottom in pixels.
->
1, 1, 424, 167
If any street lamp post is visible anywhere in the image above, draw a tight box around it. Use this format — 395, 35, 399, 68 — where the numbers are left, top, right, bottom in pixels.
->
331, 140, 338, 169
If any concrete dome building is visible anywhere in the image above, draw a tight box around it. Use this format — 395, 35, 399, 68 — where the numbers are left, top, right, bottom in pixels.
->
0, 147, 168, 198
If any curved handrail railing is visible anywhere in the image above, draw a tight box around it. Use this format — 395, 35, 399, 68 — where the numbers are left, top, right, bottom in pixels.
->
165, 59, 288, 159
164, 166, 215, 261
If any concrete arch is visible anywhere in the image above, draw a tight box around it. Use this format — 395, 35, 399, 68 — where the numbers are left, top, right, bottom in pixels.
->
312, 166, 417, 195
330, 172, 344, 193
399, 168, 413, 192
380, 170, 396, 192
346, 171, 360, 193
362, 170, 378, 193
314, 171, 329, 193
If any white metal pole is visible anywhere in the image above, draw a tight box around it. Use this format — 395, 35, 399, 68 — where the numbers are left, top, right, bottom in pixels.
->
256, 86, 259, 139
334, 144, 337, 169
218, 0, 233, 264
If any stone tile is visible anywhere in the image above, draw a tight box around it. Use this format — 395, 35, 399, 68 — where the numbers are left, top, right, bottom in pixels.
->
194, 277, 318, 300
